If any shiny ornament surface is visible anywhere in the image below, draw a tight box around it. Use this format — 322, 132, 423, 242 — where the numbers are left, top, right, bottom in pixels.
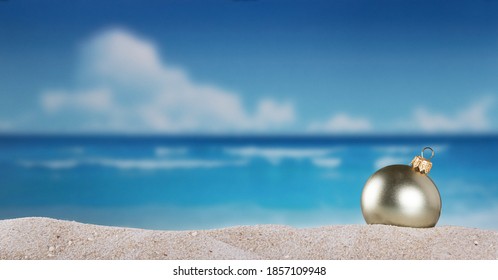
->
361, 164, 441, 228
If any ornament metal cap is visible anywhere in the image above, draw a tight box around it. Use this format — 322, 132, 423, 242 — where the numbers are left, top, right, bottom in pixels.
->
411, 146, 434, 174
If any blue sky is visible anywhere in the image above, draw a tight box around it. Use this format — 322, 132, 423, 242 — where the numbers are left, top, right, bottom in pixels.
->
1, 0, 498, 134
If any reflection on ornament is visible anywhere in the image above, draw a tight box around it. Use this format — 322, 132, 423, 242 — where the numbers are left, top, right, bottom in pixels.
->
361, 147, 441, 228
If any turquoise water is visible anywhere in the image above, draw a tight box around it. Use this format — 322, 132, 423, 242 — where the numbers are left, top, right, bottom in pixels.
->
0, 136, 497, 230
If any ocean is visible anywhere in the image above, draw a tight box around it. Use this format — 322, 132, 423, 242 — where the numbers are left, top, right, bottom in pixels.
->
1, 135, 497, 230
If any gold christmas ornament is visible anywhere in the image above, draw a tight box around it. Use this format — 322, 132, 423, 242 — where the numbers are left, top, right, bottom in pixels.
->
361, 147, 441, 228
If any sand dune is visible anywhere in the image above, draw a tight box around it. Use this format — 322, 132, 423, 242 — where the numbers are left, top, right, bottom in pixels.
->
1, 217, 497, 260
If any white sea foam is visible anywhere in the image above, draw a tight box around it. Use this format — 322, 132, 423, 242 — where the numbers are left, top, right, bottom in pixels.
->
18, 160, 80, 170
373, 145, 416, 154
64, 146, 85, 155
18, 158, 247, 170
225, 147, 337, 164
91, 158, 247, 170
154, 147, 188, 157
311, 157, 341, 168
373, 144, 449, 169
373, 156, 409, 170
373, 144, 449, 156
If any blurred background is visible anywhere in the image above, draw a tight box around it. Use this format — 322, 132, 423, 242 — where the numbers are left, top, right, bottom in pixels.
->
0, 0, 497, 230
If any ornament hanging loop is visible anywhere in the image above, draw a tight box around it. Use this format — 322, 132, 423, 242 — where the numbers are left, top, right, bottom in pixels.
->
411, 147, 434, 174
421, 146, 434, 160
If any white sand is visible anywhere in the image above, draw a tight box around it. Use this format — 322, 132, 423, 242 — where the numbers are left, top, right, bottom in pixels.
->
1, 217, 497, 259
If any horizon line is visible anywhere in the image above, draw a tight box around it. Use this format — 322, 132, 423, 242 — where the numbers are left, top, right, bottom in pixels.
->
1, 132, 497, 139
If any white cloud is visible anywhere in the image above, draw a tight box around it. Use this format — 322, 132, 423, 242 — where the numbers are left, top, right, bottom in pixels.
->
38, 28, 295, 133
6, 27, 494, 134
41, 88, 113, 113
413, 96, 494, 133
0, 120, 12, 130
308, 96, 496, 134
308, 113, 372, 133
252, 99, 295, 130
